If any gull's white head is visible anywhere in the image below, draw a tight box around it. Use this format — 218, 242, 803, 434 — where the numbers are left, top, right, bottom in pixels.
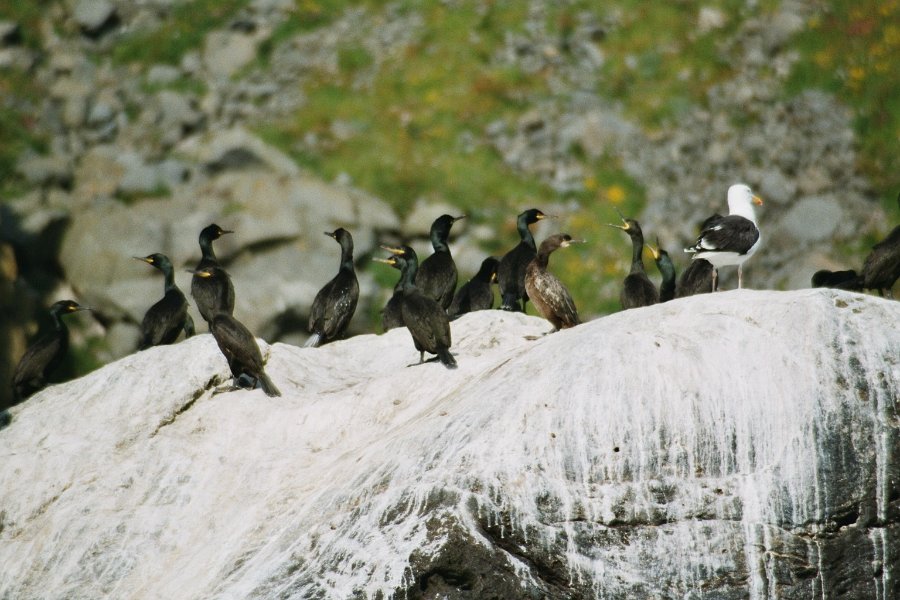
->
727, 183, 763, 221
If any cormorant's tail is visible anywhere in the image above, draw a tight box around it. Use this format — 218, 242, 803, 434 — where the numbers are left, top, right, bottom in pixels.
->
258, 372, 282, 397
437, 349, 457, 369
303, 333, 322, 348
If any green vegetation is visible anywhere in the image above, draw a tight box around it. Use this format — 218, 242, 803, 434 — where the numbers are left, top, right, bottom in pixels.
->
786, 0, 900, 218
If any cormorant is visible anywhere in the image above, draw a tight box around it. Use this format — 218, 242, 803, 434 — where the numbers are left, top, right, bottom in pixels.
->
373, 254, 405, 331
647, 239, 677, 302
609, 215, 658, 309
381, 245, 457, 369
134, 253, 195, 350
416, 214, 465, 310
190, 267, 280, 397
305, 228, 359, 347
524, 234, 583, 333
811, 269, 864, 291
684, 184, 763, 291
448, 256, 499, 318
11, 300, 91, 404
676, 258, 716, 297
191, 223, 235, 325
860, 192, 900, 298
497, 208, 553, 312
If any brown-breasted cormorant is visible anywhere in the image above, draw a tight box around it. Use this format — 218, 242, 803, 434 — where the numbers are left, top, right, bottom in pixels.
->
416, 214, 465, 310
684, 184, 763, 290
11, 300, 91, 404
647, 239, 676, 302
373, 254, 405, 332
305, 228, 359, 347
381, 245, 457, 368
497, 208, 553, 312
524, 234, 583, 333
134, 253, 195, 350
191, 223, 235, 325
811, 269, 864, 291
448, 256, 498, 318
676, 258, 716, 297
190, 267, 280, 397
860, 192, 900, 298
609, 215, 658, 309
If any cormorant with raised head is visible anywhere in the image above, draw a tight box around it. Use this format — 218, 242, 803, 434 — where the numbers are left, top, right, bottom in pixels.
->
416, 214, 465, 310
305, 228, 359, 347
11, 300, 91, 404
448, 256, 498, 318
191, 223, 235, 325
497, 208, 553, 312
373, 254, 405, 331
190, 267, 280, 397
676, 258, 715, 297
525, 234, 583, 333
609, 215, 658, 309
134, 253, 195, 349
860, 191, 900, 298
381, 245, 457, 368
647, 239, 676, 302
684, 184, 763, 291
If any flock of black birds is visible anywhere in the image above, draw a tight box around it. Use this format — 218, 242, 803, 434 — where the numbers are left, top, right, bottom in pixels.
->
9, 186, 900, 404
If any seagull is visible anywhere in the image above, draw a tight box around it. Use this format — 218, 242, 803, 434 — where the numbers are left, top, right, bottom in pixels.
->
684, 183, 763, 291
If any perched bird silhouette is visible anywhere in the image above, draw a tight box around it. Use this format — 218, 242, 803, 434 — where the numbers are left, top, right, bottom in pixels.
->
860, 191, 900, 298
684, 183, 763, 291
448, 256, 498, 318
381, 245, 457, 369
525, 234, 583, 333
647, 238, 677, 303
191, 266, 280, 397
609, 214, 658, 309
191, 223, 235, 325
497, 208, 553, 312
134, 253, 194, 349
11, 300, 91, 404
374, 253, 406, 332
676, 258, 716, 298
416, 214, 465, 310
305, 228, 359, 347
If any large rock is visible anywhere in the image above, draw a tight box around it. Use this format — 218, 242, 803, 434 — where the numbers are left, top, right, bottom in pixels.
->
1, 290, 897, 598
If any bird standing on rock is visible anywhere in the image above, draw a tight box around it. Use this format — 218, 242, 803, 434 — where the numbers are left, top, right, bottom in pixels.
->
525, 234, 583, 333
684, 183, 763, 291
498, 208, 553, 312
860, 191, 900, 298
647, 239, 677, 303
448, 256, 498, 318
609, 215, 658, 309
416, 214, 465, 310
380, 245, 457, 369
190, 266, 280, 397
11, 300, 91, 404
305, 228, 359, 347
134, 253, 194, 350
191, 223, 235, 326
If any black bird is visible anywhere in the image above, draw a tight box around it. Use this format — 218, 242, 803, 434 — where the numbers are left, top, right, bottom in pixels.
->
191, 267, 280, 397
416, 214, 465, 310
373, 254, 406, 332
860, 192, 900, 298
448, 256, 499, 318
381, 245, 457, 369
11, 300, 91, 404
684, 183, 763, 290
811, 269, 864, 291
525, 234, 583, 333
647, 239, 677, 302
676, 258, 716, 298
497, 208, 553, 312
191, 223, 235, 326
135, 253, 195, 350
609, 215, 658, 309
305, 228, 359, 347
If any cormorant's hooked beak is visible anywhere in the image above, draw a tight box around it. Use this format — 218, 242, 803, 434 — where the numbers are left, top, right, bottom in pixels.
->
646, 244, 660, 260
70, 305, 92, 312
220, 228, 234, 235
133, 256, 154, 264
324, 231, 335, 238
186, 268, 213, 278
536, 213, 557, 220
607, 206, 630, 230
752, 195, 764, 206
372, 257, 398, 266
491, 272, 497, 283
453, 215, 467, 223
380, 245, 405, 256
560, 238, 587, 248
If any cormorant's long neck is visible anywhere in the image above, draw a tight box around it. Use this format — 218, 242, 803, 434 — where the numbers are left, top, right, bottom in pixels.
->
533, 248, 552, 270
50, 310, 67, 332
630, 234, 645, 274
199, 235, 217, 262
517, 216, 536, 251
431, 229, 450, 253
160, 264, 177, 293
339, 241, 355, 272
398, 260, 418, 291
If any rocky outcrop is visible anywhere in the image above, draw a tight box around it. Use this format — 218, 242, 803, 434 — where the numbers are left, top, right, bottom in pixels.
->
1, 289, 897, 599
